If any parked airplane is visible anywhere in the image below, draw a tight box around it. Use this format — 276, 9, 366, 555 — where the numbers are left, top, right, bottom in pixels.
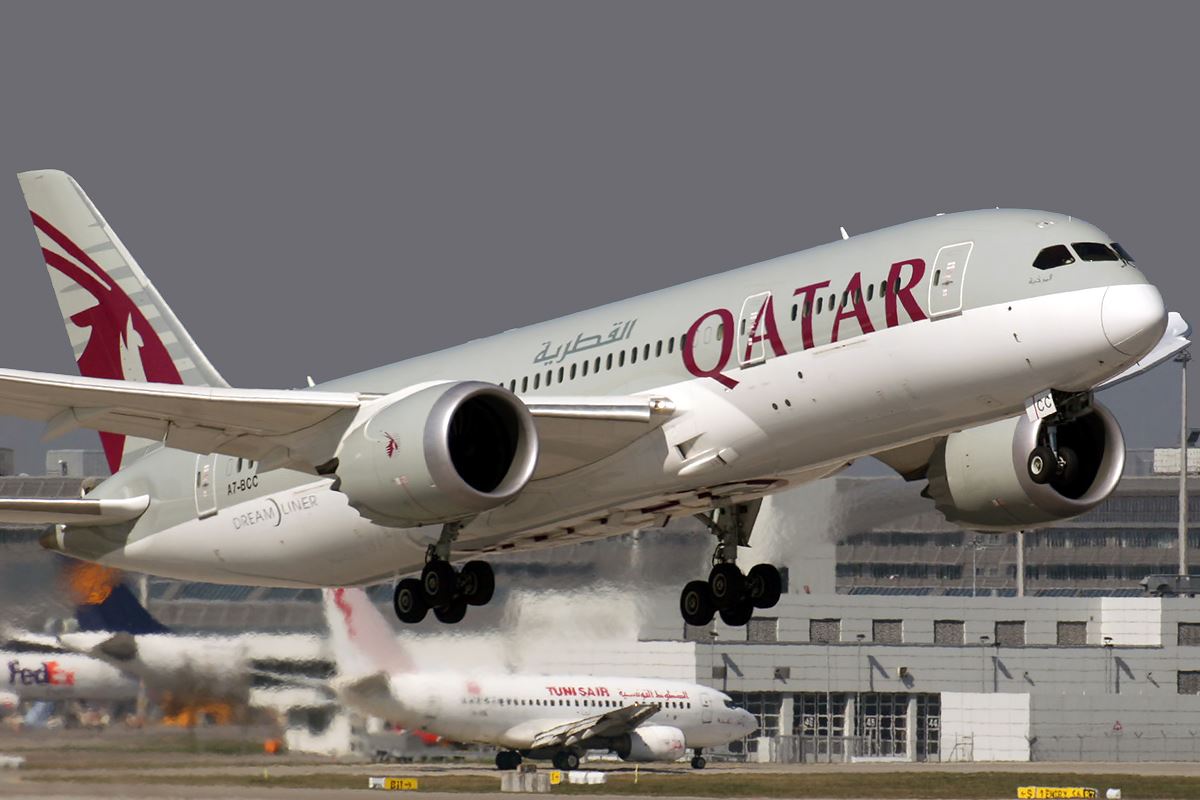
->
6, 564, 327, 709
323, 586, 754, 769
0, 171, 1187, 628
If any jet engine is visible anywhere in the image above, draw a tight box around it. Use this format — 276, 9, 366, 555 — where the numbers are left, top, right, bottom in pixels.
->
335, 381, 538, 526
924, 402, 1125, 530
614, 725, 687, 762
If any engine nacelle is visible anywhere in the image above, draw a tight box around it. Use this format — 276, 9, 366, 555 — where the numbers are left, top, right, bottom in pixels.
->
335, 381, 538, 526
614, 725, 687, 762
924, 402, 1125, 530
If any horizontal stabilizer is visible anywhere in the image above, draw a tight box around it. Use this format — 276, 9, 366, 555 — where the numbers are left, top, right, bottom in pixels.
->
0, 495, 148, 525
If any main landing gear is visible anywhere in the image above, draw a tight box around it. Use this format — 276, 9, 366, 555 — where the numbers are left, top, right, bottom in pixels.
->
552, 750, 580, 771
495, 750, 523, 770
679, 500, 783, 628
393, 522, 495, 624
691, 749, 706, 769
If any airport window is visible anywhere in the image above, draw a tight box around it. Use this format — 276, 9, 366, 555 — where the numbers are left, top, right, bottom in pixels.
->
1112, 242, 1136, 265
1072, 242, 1121, 262
1057, 621, 1087, 646
873, 619, 902, 644
728, 692, 783, 738
1179, 671, 1200, 695
747, 617, 778, 643
856, 693, 910, 758
810, 618, 841, 644
934, 619, 964, 646
1178, 623, 1200, 646
994, 620, 1025, 647
795, 692, 848, 751
1033, 244, 1075, 270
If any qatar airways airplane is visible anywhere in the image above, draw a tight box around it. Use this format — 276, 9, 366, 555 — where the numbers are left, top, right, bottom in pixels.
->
0, 170, 1187, 628
323, 586, 754, 770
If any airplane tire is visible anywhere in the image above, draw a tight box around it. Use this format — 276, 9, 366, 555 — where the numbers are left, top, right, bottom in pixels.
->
460, 561, 495, 606
434, 598, 469, 624
747, 564, 782, 609
422, 560, 457, 607
394, 579, 428, 624
691, 755, 707, 770
708, 563, 745, 610
719, 597, 755, 627
1027, 446, 1055, 485
680, 580, 716, 626
495, 751, 519, 770
563, 751, 580, 770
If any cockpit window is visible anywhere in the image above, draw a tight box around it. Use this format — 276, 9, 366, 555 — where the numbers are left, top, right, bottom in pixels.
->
1072, 242, 1120, 262
1112, 242, 1136, 265
1033, 245, 1075, 270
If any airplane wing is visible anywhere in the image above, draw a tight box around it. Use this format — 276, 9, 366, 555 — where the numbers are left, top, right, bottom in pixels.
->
525, 703, 661, 750
0, 367, 674, 478
0, 495, 149, 525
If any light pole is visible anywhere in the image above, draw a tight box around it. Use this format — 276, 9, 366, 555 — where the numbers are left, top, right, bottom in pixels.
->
980, 635, 990, 692
1178, 350, 1191, 577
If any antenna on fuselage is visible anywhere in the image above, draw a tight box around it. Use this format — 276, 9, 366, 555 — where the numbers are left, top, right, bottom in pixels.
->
839, 226, 850, 240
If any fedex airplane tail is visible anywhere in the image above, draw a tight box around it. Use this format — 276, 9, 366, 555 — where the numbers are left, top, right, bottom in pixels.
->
17, 169, 228, 473
321, 588, 412, 680
64, 564, 170, 635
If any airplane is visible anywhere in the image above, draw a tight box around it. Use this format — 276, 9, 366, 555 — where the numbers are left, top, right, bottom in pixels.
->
5, 563, 328, 711
0, 170, 1188, 628
322, 586, 756, 770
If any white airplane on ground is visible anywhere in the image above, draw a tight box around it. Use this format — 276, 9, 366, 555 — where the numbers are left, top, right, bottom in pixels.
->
0, 170, 1188, 627
0, 645, 136, 704
322, 586, 755, 770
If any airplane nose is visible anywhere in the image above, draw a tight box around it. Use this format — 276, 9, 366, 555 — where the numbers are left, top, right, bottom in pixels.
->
1101, 284, 1167, 357
739, 709, 756, 730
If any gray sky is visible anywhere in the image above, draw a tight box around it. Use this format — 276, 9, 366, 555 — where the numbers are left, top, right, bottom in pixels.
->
0, 2, 1195, 474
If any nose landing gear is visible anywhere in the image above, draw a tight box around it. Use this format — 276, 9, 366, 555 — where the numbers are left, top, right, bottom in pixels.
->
679, 501, 784, 628
392, 522, 496, 624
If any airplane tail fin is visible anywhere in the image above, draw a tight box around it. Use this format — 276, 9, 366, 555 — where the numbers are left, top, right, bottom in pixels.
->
321, 588, 412, 679
17, 169, 229, 473
63, 563, 170, 635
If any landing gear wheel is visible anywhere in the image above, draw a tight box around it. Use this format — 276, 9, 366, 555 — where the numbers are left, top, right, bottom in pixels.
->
680, 580, 716, 626
434, 597, 468, 624
562, 751, 579, 770
747, 564, 782, 609
708, 563, 745, 610
719, 597, 755, 627
422, 560, 457, 606
393, 578, 428, 624
1057, 445, 1079, 485
1027, 446, 1055, 485
460, 561, 495, 606
495, 750, 521, 770
691, 755, 707, 770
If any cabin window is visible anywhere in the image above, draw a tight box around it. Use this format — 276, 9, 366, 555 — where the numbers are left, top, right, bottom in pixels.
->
1112, 242, 1136, 265
606, 354, 613, 370
533, 373, 540, 390
618, 351, 626, 367
803, 300, 811, 317
594, 357, 601, 373
829, 293, 836, 309
655, 340, 663, 357
582, 360, 589, 376
854, 288, 861, 303
557, 367, 564, 383
1033, 244, 1075, 270
521, 377, 528, 393
630, 347, 638, 364
790, 303, 798, 321
1072, 242, 1121, 262
716, 323, 724, 341
816, 296, 823, 314
546, 370, 551, 385
570, 364, 577, 380
880, 279, 887, 296
667, 337, 675, 353
643, 343, 650, 360
866, 284, 873, 301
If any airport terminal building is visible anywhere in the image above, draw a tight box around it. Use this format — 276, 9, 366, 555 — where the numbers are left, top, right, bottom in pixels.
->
4, 448, 1200, 762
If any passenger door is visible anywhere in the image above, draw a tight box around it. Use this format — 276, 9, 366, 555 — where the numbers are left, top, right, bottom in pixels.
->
927, 241, 973, 318
737, 291, 774, 367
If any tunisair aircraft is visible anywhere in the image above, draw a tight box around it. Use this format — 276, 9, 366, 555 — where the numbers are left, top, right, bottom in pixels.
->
0, 171, 1188, 628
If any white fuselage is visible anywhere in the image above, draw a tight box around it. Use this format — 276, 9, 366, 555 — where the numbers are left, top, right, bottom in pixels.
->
1, 650, 138, 702
340, 671, 755, 752
65, 209, 1168, 586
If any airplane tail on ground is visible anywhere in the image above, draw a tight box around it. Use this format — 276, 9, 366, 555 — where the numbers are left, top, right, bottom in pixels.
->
17, 169, 228, 473
64, 563, 170, 635
321, 588, 412, 680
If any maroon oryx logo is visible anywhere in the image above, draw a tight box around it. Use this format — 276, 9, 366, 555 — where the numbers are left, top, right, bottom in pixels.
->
384, 432, 399, 458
